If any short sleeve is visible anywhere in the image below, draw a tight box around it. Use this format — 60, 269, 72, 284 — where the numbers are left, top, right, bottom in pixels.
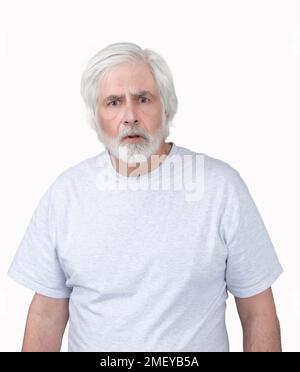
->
221, 170, 283, 298
8, 183, 71, 298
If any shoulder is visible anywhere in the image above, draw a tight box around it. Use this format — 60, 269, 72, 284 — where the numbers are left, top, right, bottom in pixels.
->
176, 145, 244, 189
203, 153, 243, 187
46, 151, 104, 200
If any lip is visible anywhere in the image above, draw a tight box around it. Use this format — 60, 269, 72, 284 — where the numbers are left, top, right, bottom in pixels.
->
123, 135, 145, 143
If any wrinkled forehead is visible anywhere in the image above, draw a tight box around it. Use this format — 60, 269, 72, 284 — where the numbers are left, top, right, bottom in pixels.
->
97, 61, 160, 99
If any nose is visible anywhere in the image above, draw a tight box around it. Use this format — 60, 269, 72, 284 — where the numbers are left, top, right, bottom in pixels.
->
124, 119, 139, 125
123, 102, 139, 126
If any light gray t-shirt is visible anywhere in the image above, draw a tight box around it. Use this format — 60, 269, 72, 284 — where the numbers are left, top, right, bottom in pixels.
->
8, 142, 283, 352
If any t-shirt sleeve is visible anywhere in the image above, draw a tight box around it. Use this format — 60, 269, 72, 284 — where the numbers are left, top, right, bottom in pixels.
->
221, 169, 283, 298
8, 182, 71, 298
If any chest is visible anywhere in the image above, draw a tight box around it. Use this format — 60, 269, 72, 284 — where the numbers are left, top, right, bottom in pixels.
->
57, 190, 226, 293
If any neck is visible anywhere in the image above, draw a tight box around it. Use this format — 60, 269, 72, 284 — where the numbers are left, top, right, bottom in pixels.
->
108, 141, 173, 177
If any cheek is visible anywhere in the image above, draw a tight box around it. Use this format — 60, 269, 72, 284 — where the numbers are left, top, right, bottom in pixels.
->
98, 109, 120, 123
148, 109, 164, 130
97, 110, 121, 135
139, 102, 163, 117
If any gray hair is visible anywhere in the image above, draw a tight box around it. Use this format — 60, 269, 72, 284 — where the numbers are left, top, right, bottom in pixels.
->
80, 42, 178, 132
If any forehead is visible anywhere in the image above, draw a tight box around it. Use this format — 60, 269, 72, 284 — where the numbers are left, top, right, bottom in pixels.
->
98, 62, 159, 97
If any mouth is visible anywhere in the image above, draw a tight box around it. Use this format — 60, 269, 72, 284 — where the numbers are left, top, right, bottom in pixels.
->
123, 135, 145, 143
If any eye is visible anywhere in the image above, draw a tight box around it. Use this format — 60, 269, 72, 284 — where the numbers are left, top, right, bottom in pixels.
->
139, 96, 150, 104
107, 100, 120, 107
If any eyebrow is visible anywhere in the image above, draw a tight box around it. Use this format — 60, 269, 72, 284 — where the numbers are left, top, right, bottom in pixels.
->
103, 90, 154, 103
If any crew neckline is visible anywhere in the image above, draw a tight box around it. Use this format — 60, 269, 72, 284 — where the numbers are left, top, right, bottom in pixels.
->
103, 142, 178, 183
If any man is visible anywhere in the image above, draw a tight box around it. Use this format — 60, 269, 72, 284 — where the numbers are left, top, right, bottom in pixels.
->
8, 42, 283, 352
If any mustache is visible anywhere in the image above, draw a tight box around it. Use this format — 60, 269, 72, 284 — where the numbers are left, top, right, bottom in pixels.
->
120, 127, 149, 140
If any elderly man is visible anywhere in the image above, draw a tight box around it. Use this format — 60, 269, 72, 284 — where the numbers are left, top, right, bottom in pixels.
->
8, 42, 283, 352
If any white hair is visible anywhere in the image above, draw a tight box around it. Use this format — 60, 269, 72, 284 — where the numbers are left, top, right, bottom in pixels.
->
80, 42, 178, 133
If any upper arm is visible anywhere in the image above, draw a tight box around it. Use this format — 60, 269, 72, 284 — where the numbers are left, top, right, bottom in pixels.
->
8, 181, 72, 299
221, 169, 283, 298
235, 287, 278, 325
29, 293, 69, 323
22, 293, 69, 351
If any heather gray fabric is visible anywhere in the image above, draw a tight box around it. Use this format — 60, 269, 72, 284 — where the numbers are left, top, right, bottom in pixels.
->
8, 142, 283, 352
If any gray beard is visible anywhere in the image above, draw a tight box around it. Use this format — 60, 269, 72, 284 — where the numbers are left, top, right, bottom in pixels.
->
95, 117, 170, 165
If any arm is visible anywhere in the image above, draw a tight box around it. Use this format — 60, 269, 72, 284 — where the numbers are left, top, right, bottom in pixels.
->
235, 287, 281, 352
22, 293, 69, 352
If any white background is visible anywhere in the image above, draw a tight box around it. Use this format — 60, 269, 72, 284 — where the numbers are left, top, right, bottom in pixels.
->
0, 0, 299, 352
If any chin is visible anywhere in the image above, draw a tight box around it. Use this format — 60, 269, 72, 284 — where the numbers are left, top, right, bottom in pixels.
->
117, 143, 153, 164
